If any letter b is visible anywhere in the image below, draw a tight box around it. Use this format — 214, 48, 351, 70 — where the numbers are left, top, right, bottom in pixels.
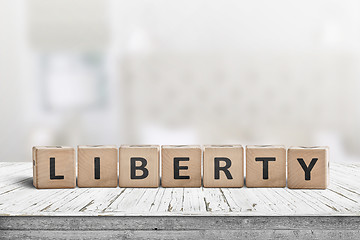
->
131, 157, 149, 179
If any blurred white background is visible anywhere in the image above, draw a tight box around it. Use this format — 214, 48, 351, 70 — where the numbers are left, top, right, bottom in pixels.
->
1, 0, 360, 162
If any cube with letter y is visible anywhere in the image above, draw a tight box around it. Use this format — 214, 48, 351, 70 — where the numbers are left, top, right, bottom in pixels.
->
246, 145, 286, 187
33, 146, 76, 189
203, 145, 244, 188
287, 146, 329, 189
119, 145, 160, 187
77, 145, 118, 188
161, 145, 201, 187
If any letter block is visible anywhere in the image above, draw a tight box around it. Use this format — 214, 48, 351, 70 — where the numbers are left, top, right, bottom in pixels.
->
161, 145, 201, 187
287, 146, 329, 189
246, 145, 286, 188
32, 146, 75, 189
77, 145, 118, 188
119, 145, 160, 187
203, 145, 244, 188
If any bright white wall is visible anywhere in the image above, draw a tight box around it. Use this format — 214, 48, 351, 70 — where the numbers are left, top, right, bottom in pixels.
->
1, 0, 360, 161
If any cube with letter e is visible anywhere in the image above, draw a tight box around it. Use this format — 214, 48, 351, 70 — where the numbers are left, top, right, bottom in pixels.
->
161, 145, 201, 188
287, 146, 329, 189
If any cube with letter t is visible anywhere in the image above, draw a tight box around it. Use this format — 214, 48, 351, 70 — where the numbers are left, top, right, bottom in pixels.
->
119, 145, 160, 187
246, 145, 286, 188
77, 145, 118, 188
203, 145, 244, 188
161, 145, 201, 187
287, 146, 329, 189
32, 146, 76, 189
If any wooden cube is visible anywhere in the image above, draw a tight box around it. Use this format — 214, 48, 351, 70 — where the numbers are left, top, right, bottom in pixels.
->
119, 145, 160, 188
32, 146, 75, 189
161, 145, 201, 188
246, 145, 286, 188
77, 145, 118, 188
203, 145, 244, 188
287, 146, 329, 189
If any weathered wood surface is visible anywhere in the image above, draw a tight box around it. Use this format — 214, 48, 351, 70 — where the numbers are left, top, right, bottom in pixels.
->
2, 229, 359, 240
0, 216, 359, 239
0, 162, 360, 239
0, 162, 359, 216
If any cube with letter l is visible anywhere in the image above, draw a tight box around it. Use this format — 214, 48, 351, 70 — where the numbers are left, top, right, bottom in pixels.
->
33, 146, 75, 189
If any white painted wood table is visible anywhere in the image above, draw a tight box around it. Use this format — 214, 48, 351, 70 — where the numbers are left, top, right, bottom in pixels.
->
0, 162, 359, 239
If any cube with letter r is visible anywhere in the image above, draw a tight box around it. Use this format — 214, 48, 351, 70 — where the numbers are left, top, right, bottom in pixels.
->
203, 145, 244, 188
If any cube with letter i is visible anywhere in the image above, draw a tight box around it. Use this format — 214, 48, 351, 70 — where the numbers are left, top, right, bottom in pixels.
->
246, 145, 286, 188
119, 145, 160, 187
287, 146, 329, 189
77, 145, 118, 188
33, 146, 76, 189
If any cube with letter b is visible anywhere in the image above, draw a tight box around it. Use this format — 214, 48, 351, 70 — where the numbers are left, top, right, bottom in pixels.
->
77, 145, 118, 188
203, 145, 244, 188
246, 145, 286, 188
287, 146, 329, 189
161, 145, 201, 188
119, 145, 160, 187
33, 146, 76, 189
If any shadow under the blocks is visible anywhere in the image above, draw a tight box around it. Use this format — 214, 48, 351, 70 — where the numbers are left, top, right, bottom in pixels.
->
13, 177, 34, 189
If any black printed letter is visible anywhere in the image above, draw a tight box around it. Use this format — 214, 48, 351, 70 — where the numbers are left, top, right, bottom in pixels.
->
297, 158, 318, 180
50, 157, 64, 180
255, 157, 276, 180
94, 157, 100, 179
174, 157, 190, 179
214, 157, 233, 179
131, 157, 149, 179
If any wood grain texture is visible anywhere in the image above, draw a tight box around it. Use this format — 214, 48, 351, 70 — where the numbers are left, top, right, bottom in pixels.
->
1, 216, 360, 239
161, 145, 201, 188
77, 145, 118, 188
119, 145, 160, 188
1, 162, 360, 216
1, 229, 359, 240
203, 145, 244, 188
288, 146, 329, 189
32, 146, 75, 189
246, 145, 286, 188
2, 216, 360, 230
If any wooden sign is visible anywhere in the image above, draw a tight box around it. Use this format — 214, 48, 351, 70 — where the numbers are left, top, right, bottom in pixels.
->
119, 145, 160, 188
246, 145, 286, 188
203, 145, 244, 188
77, 145, 118, 188
33, 146, 76, 189
161, 145, 201, 188
287, 146, 329, 189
